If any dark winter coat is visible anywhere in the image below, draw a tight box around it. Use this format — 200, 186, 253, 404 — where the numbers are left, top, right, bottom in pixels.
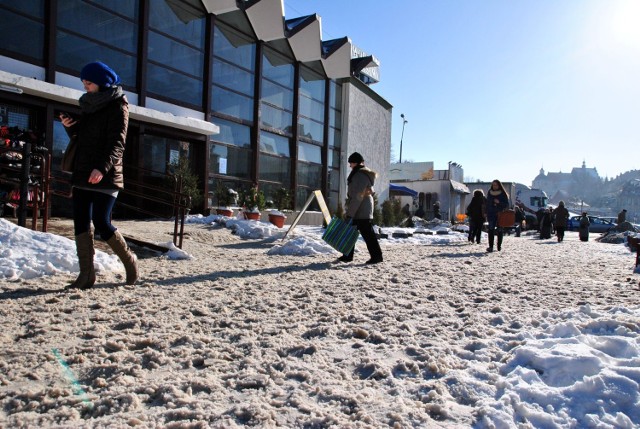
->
540, 211, 552, 238
579, 215, 590, 241
486, 189, 509, 223
67, 93, 129, 190
553, 206, 569, 228
466, 195, 486, 224
345, 166, 376, 220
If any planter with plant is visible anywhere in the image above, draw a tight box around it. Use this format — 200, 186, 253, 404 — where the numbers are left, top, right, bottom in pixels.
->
268, 187, 291, 228
214, 181, 236, 217
239, 184, 265, 220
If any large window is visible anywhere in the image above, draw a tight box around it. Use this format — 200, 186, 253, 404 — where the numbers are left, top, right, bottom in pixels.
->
140, 135, 193, 178
147, 0, 205, 107
56, 0, 139, 87
0, 1, 45, 62
327, 80, 343, 210
259, 131, 291, 191
328, 81, 342, 148
298, 66, 325, 144
209, 118, 252, 179
296, 141, 323, 210
260, 48, 294, 135
212, 23, 255, 123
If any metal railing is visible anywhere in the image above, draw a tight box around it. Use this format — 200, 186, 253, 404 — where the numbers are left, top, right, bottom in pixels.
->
0, 141, 50, 231
48, 165, 191, 249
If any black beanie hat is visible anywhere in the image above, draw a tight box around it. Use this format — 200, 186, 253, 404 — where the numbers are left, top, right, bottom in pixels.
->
348, 152, 364, 164
80, 61, 120, 88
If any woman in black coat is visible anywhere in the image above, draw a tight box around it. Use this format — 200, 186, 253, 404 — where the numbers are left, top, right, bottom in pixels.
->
61, 61, 138, 290
485, 179, 509, 252
579, 212, 590, 242
466, 189, 486, 244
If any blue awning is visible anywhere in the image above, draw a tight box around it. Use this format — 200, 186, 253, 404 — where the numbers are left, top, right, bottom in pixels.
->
390, 184, 418, 197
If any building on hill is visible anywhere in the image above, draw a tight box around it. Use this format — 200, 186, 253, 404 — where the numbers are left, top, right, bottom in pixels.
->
618, 179, 640, 223
533, 161, 602, 205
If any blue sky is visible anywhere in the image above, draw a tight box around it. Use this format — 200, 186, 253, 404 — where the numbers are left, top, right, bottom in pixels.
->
284, 0, 640, 185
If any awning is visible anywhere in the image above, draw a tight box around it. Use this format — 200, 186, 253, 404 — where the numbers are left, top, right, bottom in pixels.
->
0, 70, 218, 136
450, 180, 470, 194
390, 184, 418, 197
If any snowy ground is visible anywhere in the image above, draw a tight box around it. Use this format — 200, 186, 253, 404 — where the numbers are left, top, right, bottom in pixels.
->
1, 216, 639, 428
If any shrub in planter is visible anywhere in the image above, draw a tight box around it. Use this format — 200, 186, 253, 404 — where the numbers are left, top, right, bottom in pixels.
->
214, 181, 236, 216
239, 184, 265, 220
272, 187, 292, 211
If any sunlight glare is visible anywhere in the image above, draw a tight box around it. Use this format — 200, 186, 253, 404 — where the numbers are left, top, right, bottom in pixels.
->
610, 0, 640, 48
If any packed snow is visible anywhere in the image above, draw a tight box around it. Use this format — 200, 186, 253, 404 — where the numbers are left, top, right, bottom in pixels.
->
1, 215, 639, 428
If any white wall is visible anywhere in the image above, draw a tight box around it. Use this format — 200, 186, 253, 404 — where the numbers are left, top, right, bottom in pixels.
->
342, 79, 392, 206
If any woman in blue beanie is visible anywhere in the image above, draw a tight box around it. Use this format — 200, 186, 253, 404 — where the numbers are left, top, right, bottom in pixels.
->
60, 61, 138, 289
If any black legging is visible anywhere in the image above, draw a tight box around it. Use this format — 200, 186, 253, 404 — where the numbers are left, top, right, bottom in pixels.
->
72, 187, 117, 240
469, 220, 483, 243
343, 219, 382, 260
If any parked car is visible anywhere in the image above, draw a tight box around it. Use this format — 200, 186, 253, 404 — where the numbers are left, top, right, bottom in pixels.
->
567, 215, 616, 233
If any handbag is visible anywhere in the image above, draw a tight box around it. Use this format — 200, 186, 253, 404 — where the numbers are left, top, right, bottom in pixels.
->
61, 136, 77, 173
497, 209, 516, 228
322, 216, 359, 254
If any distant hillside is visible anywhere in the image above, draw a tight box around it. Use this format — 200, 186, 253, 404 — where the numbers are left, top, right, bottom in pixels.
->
603, 169, 640, 194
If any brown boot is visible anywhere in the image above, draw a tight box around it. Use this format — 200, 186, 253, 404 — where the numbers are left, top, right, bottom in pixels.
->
67, 232, 96, 290
107, 230, 138, 285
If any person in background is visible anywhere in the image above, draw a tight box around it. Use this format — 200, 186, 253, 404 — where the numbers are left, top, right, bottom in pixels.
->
60, 61, 138, 290
433, 201, 441, 220
466, 189, 486, 244
539, 208, 553, 239
338, 152, 383, 265
579, 212, 590, 242
553, 200, 569, 242
485, 179, 509, 252
617, 209, 627, 224
535, 208, 545, 233
402, 203, 411, 218
415, 205, 425, 219
514, 205, 525, 237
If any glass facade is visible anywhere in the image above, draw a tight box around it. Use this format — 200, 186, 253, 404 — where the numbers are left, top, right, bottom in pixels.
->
0, 1, 347, 213
327, 80, 343, 209
56, 0, 139, 87
294, 66, 326, 209
0, 1, 45, 62
212, 23, 255, 123
147, 0, 205, 106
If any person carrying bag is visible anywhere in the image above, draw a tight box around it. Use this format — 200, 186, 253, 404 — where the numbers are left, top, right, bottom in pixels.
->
337, 152, 383, 264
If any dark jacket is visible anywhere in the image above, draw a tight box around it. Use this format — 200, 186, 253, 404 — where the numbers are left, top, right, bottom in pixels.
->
554, 206, 569, 228
346, 166, 376, 219
486, 189, 509, 222
466, 195, 486, 223
579, 215, 590, 229
68, 95, 129, 190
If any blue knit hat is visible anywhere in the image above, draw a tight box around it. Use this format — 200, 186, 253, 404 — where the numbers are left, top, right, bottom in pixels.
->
80, 61, 120, 88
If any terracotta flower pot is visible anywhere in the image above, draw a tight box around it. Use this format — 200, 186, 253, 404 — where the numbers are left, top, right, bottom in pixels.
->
268, 213, 286, 228
244, 211, 261, 221
216, 208, 234, 217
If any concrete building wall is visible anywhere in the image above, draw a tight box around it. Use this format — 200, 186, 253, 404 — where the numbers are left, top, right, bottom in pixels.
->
342, 79, 392, 206
398, 180, 469, 222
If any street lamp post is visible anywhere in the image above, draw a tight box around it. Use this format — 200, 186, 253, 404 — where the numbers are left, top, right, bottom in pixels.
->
399, 113, 408, 163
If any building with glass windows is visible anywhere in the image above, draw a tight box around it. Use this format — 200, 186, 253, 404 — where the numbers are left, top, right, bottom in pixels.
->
0, 0, 391, 216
